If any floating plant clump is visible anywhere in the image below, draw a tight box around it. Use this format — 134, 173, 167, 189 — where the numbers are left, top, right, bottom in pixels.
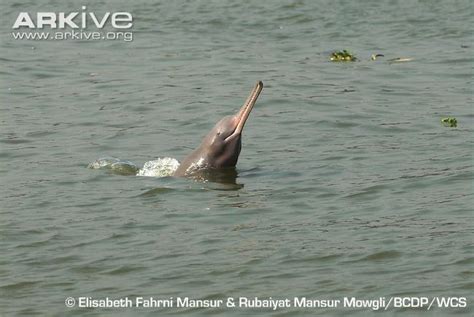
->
441, 117, 457, 127
330, 50, 357, 62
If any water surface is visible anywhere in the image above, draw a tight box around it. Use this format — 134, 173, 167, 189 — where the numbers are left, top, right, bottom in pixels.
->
1, 0, 472, 316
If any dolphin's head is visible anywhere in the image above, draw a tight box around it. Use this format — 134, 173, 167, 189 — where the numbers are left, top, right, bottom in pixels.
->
173, 81, 263, 177
200, 81, 263, 169
203, 115, 242, 168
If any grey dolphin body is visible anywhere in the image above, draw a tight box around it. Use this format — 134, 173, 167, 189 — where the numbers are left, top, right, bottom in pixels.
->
173, 81, 263, 177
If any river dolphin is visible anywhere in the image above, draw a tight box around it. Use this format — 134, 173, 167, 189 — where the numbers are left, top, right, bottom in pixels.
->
173, 81, 263, 177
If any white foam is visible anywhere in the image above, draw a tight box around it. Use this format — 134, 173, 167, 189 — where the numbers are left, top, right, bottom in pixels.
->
137, 157, 180, 177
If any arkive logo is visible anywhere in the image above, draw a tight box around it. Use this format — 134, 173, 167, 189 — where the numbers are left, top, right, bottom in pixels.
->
12, 6, 133, 29
11, 6, 134, 42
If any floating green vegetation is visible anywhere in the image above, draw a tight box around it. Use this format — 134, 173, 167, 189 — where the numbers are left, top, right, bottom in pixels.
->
330, 50, 357, 62
441, 117, 457, 127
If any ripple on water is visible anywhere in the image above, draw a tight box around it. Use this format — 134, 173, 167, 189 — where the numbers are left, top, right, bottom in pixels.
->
88, 157, 140, 175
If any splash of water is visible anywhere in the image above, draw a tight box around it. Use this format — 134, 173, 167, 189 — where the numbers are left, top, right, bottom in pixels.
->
137, 157, 180, 177
88, 157, 180, 177
87, 157, 121, 169
87, 157, 140, 175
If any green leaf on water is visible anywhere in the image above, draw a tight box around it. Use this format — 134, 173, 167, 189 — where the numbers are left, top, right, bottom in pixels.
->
441, 117, 457, 127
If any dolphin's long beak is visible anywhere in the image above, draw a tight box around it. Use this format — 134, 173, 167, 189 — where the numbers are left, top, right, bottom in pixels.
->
225, 81, 263, 141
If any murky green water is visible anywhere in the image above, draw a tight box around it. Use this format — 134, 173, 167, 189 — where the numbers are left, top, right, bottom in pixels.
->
1, 0, 472, 316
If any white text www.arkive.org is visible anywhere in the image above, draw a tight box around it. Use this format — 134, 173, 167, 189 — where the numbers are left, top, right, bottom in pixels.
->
11, 30, 133, 42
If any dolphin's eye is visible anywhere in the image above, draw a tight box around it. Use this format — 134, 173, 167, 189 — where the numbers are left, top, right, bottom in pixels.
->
217, 132, 221, 136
